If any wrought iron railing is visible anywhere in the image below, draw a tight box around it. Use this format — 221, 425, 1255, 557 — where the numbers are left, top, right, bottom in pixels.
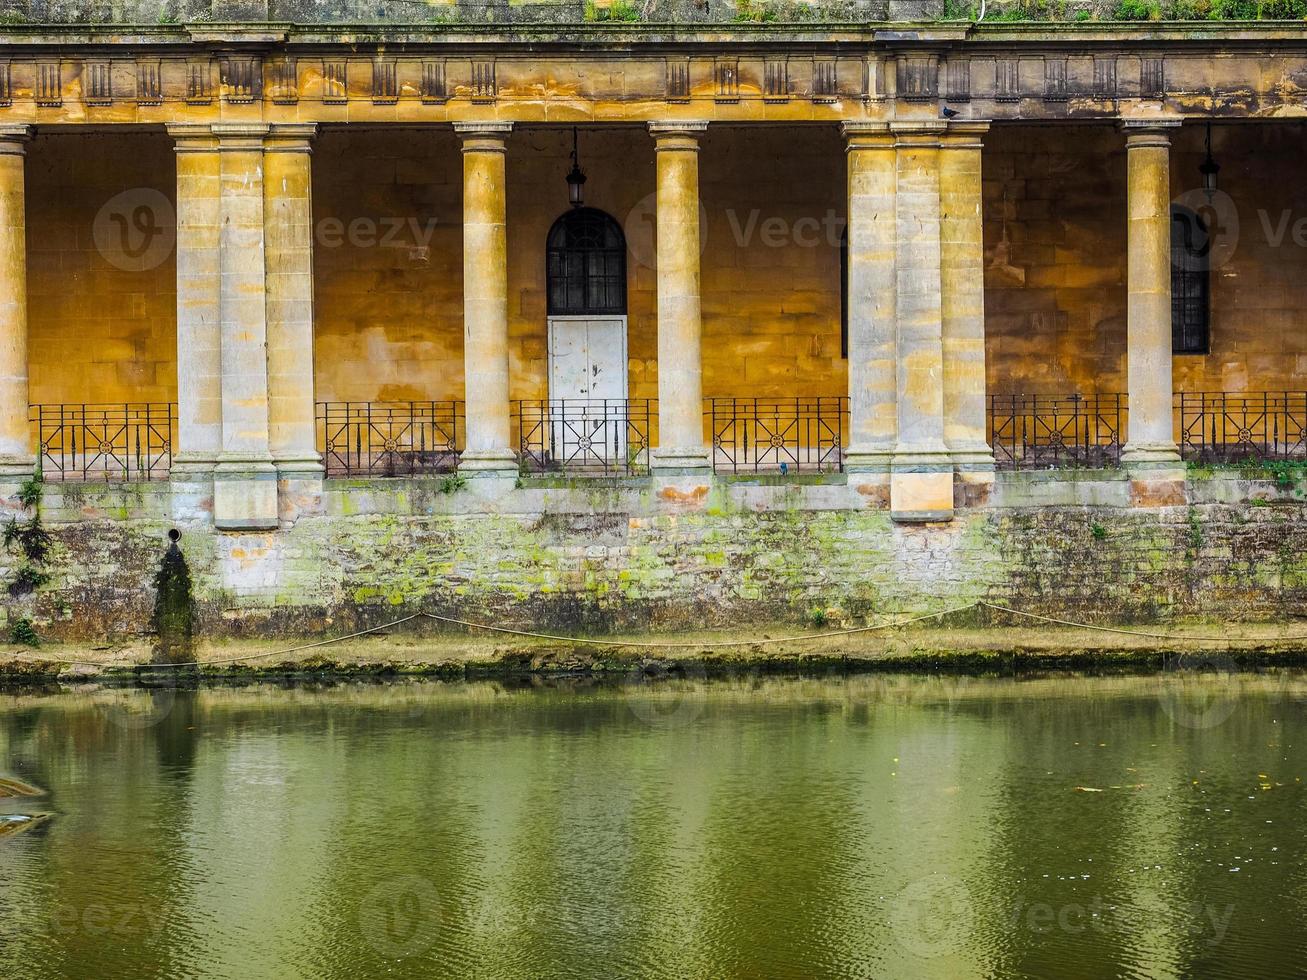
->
514, 399, 654, 475
317, 401, 462, 477
31, 403, 175, 481
988, 394, 1126, 470
707, 396, 848, 474
1178, 391, 1307, 463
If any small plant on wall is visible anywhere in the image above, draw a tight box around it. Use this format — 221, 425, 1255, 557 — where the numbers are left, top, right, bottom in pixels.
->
4, 471, 51, 645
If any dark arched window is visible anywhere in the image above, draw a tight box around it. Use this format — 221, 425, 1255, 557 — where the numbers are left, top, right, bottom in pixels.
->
1171, 205, 1210, 355
546, 208, 627, 316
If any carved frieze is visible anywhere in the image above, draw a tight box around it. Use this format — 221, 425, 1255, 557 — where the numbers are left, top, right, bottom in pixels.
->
422, 60, 447, 103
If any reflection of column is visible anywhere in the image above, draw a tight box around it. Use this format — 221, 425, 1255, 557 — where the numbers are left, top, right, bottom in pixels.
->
169, 124, 223, 476
939, 122, 993, 477
890, 122, 952, 522
264, 123, 321, 480
0, 125, 31, 476
842, 122, 896, 479
1123, 120, 1180, 464
455, 122, 516, 475
213, 123, 277, 529
649, 121, 711, 474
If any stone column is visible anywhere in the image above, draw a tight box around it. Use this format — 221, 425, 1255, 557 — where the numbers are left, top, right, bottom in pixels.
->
0, 125, 31, 476
455, 122, 516, 475
1122, 120, 1181, 464
649, 121, 711, 474
169, 124, 223, 476
263, 123, 321, 481
212, 123, 277, 529
889, 122, 952, 522
842, 122, 897, 485
939, 122, 993, 484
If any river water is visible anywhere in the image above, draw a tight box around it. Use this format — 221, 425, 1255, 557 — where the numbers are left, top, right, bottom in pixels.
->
0, 671, 1302, 979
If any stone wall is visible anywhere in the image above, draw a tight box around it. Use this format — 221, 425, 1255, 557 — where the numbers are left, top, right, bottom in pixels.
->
26, 131, 176, 407
7, 472, 1307, 641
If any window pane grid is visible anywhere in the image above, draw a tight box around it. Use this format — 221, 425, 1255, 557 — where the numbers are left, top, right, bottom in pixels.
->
547, 208, 627, 316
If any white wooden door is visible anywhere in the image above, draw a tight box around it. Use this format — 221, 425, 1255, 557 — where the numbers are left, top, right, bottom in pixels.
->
546, 316, 628, 465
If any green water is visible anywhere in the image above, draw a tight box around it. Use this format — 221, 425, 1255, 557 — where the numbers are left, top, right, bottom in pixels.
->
0, 671, 1303, 979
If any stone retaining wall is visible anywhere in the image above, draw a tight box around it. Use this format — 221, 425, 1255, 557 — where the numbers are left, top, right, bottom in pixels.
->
2, 470, 1306, 641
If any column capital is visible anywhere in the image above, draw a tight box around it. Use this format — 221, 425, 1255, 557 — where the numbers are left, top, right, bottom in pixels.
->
211, 123, 270, 152
841, 121, 893, 151
455, 121, 512, 154
940, 120, 991, 149
889, 119, 948, 147
649, 121, 708, 154
649, 121, 709, 136
0, 124, 31, 155
265, 123, 317, 153
1121, 117, 1182, 148
166, 123, 217, 153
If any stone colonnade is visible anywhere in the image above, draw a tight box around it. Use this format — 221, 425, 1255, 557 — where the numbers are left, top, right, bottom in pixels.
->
0, 118, 1183, 525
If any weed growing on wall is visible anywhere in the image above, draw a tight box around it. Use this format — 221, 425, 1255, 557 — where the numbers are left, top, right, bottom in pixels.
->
4, 473, 50, 645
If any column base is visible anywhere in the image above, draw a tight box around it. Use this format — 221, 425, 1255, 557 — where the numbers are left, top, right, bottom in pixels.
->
947, 441, 997, 472
650, 445, 712, 476
169, 453, 219, 478
213, 458, 279, 530
843, 445, 895, 474
458, 448, 519, 477
890, 449, 955, 523
1124, 449, 1187, 508
0, 454, 36, 479
273, 454, 325, 480
1121, 442, 1181, 467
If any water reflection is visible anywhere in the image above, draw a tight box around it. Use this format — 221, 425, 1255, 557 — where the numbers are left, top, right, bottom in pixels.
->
0, 671, 1302, 980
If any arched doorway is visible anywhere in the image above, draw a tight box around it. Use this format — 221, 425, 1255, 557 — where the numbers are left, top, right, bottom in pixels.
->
545, 207, 628, 404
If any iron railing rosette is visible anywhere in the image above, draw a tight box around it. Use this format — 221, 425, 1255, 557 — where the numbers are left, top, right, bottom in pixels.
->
987, 393, 1126, 470
707, 396, 848, 474
1177, 391, 1307, 463
31, 403, 175, 481
317, 401, 462, 477
513, 399, 654, 476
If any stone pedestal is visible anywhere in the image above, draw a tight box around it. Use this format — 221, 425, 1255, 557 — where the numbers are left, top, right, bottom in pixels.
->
649, 122, 712, 475
0, 126, 32, 477
1122, 120, 1182, 467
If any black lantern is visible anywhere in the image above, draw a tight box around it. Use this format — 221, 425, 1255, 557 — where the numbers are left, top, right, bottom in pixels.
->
1199, 120, 1220, 199
565, 127, 587, 208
